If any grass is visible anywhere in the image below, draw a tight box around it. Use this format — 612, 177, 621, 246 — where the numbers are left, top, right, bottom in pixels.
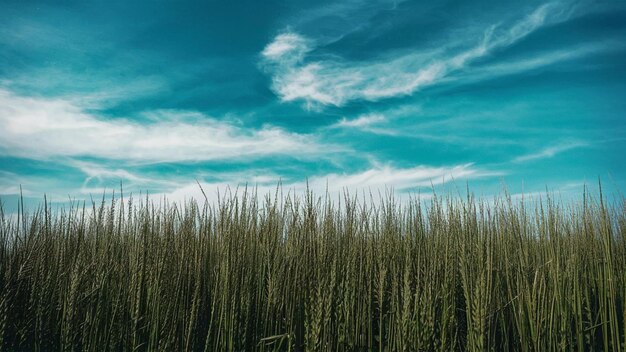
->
0, 185, 624, 351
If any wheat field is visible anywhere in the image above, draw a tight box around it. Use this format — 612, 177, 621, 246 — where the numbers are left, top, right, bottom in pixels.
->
0, 186, 624, 351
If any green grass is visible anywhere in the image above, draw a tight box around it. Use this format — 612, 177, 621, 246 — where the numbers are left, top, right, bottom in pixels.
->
0, 186, 624, 351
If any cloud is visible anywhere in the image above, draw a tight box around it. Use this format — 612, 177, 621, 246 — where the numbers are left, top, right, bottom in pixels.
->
0, 170, 70, 199
286, 0, 408, 45
68, 161, 181, 196
0, 163, 508, 217
330, 113, 401, 136
163, 163, 501, 204
442, 42, 620, 86
261, 2, 581, 108
261, 32, 312, 63
0, 89, 329, 163
513, 141, 588, 163
0, 171, 25, 195
70, 161, 151, 183
307, 163, 496, 190
506, 181, 590, 202
334, 113, 386, 128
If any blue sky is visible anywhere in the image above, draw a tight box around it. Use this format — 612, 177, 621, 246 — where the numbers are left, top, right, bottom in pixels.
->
1, 0, 625, 208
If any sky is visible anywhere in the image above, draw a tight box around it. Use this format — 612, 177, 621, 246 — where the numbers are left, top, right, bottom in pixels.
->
1, 0, 625, 209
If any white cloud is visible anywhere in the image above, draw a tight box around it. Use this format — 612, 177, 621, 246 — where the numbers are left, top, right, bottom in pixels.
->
0, 170, 62, 198
163, 163, 501, 204
307, 163, 494, 190
513, 141, 588, 163
507, 181, 589, 202
284, 0, 409, 47
261, 3, 580, 108
0, 171, 24, 195
261, 32, 312, 62
330, 113, 400, 136
0, 89, 328, 162
442, 42, 619, 87
68, 161, 182, 196
334, 114, 386, 128
72, 161, 150, 183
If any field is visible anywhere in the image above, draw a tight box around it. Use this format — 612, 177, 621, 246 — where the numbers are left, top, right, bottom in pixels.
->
0, 187, 624, 351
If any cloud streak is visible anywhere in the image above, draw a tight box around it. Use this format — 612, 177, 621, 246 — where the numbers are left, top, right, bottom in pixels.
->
0, 89, 328, 163
262, 2, 580, 107
334, 114, 386, 128
442, 41, 621, 87
164, 162, 500, 204
513, 141, 588, 163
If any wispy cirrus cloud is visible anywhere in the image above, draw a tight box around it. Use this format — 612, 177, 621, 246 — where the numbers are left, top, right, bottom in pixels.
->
286, 0, 408, 45
68, 160, 180, 192
329, 113, 402, 136
0, 89, 330, 163
261, 33, 312, 62
305, 163, 498, 191
0, 161, 500, 205
442, 41, 623, 87
513, 141, 589, 163
334, 114, 386, 128
0, 171, 27, 195
261, 2, 584, 108
164, 162, 501, 204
